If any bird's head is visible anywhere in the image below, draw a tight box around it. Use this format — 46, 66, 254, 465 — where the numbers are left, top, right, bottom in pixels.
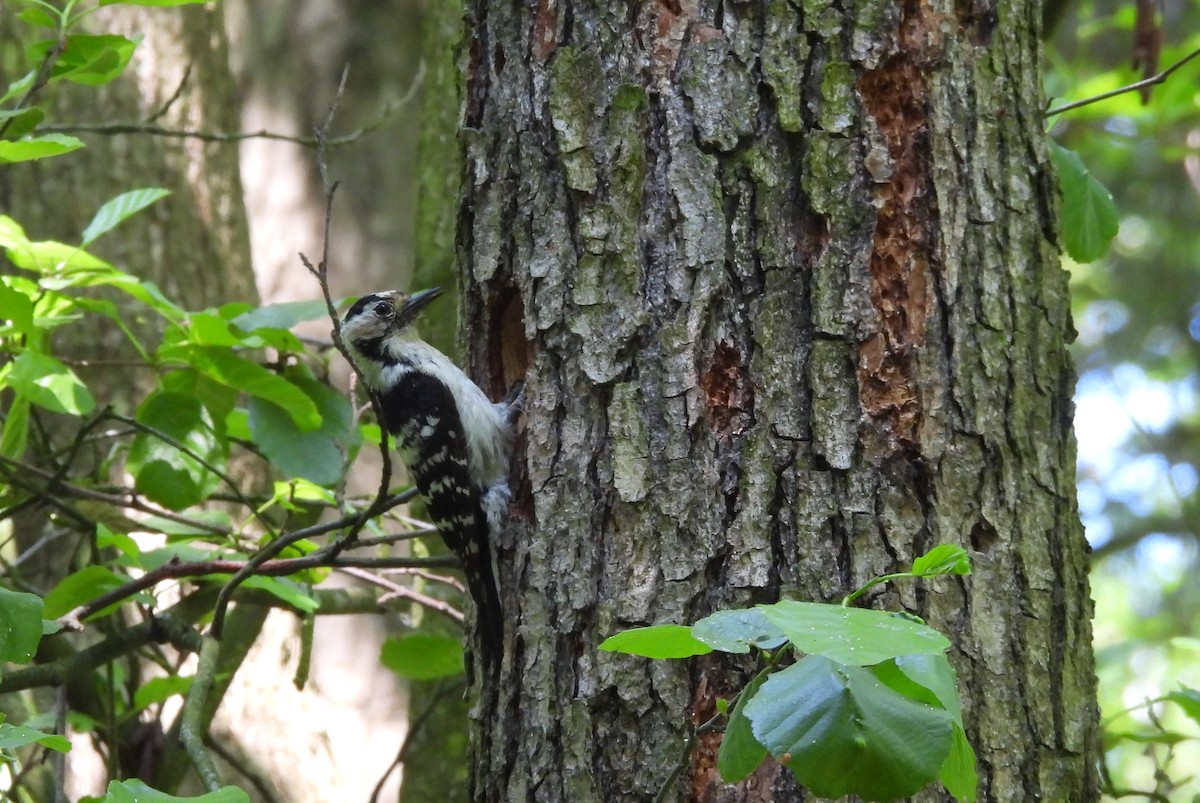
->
340, 287, 443, 348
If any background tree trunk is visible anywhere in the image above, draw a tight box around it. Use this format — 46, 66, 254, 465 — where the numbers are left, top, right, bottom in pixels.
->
1, 5, 258, 797
459, 0, 1099, 801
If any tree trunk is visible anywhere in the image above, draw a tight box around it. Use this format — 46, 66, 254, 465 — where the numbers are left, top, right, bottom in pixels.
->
458, 0, 1098, 801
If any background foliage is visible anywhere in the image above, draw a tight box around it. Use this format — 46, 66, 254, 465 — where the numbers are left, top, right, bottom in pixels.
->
1048, 0, 1200, 798
2, 0, 1200, 800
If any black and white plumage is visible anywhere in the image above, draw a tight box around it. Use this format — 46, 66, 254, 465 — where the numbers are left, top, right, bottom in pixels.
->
340, 287, 518, 665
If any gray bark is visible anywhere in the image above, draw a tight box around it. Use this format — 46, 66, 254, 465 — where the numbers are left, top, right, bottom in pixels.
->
458, 0, 1097, 802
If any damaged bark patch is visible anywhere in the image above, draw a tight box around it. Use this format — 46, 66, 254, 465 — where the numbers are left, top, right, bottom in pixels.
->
532, 0, 558, 62
487, 282, 532, 398
855, 0, 938, 456
700, 341, 754, 440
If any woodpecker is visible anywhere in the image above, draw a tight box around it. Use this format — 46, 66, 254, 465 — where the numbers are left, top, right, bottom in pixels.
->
340, 287, 519, 668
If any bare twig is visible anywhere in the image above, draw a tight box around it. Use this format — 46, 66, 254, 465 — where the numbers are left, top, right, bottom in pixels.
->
380, 568, 466, 597
0, 455, 228, 535
145, 63, 193, 123
342, 527, 440, 549
367, 680, 462, 803
211, 66, 373, 638
653, 712, 724, 803
337, 566, 464, 624
41, 62, 425, 148
63, 500, 439, 627
296, 63, 398, 559
105, 411, 277, 535
1046, 45, 1200, 117
204, 736, 283, 803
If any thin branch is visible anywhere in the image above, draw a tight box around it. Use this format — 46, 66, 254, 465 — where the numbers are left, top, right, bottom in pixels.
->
341, 527, 439, 549
380, 567, 467, 596
180, 638, 224, 792
204, 736, 283, 803
145, 62, 192, 123
0, 455, 231, 536
105, 411, 276, 535
337, 566, 464, 624
0, 598, 212, 694
40, 61, 426, 148
367, 680, 462, 803
1045, 45, 1200, 117
296, 63, 397, 560
61, 531, 450, 628
652, 712, 724, 803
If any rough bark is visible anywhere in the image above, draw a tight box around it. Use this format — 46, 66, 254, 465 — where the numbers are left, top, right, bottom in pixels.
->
458, 0, 1097, 802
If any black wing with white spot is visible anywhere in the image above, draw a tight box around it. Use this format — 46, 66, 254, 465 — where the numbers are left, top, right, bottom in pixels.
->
380, 372, 503, 661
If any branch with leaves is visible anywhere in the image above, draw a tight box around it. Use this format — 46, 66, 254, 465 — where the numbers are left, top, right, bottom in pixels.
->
0, 8, 467, 796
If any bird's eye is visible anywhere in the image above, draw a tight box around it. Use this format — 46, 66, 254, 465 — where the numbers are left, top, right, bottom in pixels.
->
374, 301, 395, 318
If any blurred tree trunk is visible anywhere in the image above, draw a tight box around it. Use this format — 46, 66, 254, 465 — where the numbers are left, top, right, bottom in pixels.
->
0, 5, 253, 594
460, 0, 1099, 801
0, 5, 255, 321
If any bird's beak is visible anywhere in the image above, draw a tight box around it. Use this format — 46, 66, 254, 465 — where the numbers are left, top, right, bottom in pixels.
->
397, 286, 443, 326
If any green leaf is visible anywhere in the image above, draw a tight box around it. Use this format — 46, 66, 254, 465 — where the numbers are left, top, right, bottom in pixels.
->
179, 312, 246, 347
0, 395, 31, 460
1105, 730, 1191, 746
102, 779, 250, 803
718, 671, 770, 783
0, 723, 71, 753
758, 601, 950, 665
126, 391, 227, 511
911, 544, 971, 577
97, 525, 142, 562
162, 369, 240, 424
232, 299, 337, 332
1165, 686, 1200, 727
5, 351, 95, 415
1, 71, 36, 106
0, 280, 35, 333
139, 510, 231, 537
0, 107, 45, 140
42, 270, 182, 320
16, 6, 59, 29
240, 576, 318, 613
894, 653, 963, 723
0, 223, 108, 273
0, 587, 45, 663
0, 134, 84, 164
380, 633, 466, 679
940, 723, 978, 802
42, 565, 128, 619
599, 624, 713, 659
247, 377, 353, 486
692, 608, 788, 654
1050, 141, 1118, 263
745, 655, 954, 802
81, 188, 171, 246
171, 347, 322, 431
27, 34, 139, 87
132, 675, 193, 712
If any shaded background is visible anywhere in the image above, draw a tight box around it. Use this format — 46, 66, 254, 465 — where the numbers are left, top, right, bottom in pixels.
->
2, 0, 1198, 798
1049, 0, 1200, 797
